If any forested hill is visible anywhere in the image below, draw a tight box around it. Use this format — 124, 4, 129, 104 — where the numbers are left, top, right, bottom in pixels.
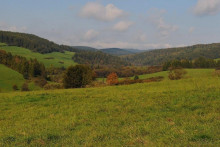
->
100, 48, 144, 56
0, 31, 81, 53
73, 51, 130, 67
122, 43, 220, 65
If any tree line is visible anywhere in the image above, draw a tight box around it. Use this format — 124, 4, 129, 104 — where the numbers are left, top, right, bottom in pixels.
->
163, 57, 220, 70
0, 50, 46, 79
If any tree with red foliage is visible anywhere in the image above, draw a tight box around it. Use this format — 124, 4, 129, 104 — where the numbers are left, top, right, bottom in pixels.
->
106, 72, 118, 85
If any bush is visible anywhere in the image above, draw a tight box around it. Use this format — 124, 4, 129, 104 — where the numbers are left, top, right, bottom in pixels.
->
44, 83, 63, 90
21, 83, 29, 91
214, 69, 220, 77
106, 72, 119, 85
34, 77, 48, 87
63, 65, 93, 88
12, 84, 18, 91
168, 68, 187, 80
134, 75, 139, 80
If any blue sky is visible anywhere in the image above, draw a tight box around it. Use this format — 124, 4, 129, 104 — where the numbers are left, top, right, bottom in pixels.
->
1, 0, 220, 49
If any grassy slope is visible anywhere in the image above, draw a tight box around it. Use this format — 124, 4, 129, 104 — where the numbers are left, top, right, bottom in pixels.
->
0, 45, 76, 68
0, 64, 41, 92
0, 69, 220, 146
0, 64, 25, 92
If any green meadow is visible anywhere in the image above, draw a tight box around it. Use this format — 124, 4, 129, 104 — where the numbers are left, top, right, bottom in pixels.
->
0, 69, 220, 146
0, 64, 41, 92
0, 45, 76, 68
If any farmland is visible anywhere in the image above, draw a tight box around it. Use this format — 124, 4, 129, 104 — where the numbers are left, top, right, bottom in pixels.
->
0, 45, 76, 68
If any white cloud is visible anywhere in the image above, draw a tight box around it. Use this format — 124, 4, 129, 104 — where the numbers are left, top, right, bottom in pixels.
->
194, 0, 220, 16
0, 22, 27, 32
135, 33, 148, 42
113, 21, 134, 32
148, 9, 178, 38
84, 29, 99, 41
189, 27, 195, 33
80, 2, 126, 21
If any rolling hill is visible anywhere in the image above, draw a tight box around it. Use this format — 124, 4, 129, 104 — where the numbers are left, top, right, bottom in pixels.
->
101, 48, 144, 56
123, 43, 220, 65
0, 64, 41, 92
0, 45, 76, 68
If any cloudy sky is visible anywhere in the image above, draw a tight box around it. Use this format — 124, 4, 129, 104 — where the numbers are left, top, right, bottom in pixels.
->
1, 0, 220, 49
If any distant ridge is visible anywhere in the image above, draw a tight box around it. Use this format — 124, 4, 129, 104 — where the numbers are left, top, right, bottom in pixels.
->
100, 48, 145, 56
122, 43, 220, 65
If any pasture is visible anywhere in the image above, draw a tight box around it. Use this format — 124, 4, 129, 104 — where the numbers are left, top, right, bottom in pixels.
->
0, 69, 220, 146
0, 45, 76, 68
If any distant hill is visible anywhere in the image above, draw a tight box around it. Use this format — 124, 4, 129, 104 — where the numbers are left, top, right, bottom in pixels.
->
100, 48, 145, 56
123, 43, 220, 65
73, 51, 130, 67
0, 30, 81, 53
72, 46, 97, 51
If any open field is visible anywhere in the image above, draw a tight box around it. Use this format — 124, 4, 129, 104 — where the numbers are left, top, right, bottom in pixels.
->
0, 69, 220, 146
0, 45, 76, 68
0, 64, 41, 92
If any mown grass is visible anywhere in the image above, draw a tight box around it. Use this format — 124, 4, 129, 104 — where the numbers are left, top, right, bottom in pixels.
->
0, 45, 76, 68
0, 64, 41, 92
0, 69, 220, 146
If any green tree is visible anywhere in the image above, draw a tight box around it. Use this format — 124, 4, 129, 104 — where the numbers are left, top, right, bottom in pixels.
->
63, 65, 93, 88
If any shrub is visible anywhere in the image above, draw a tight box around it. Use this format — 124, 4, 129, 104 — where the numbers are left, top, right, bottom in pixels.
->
44, 83, 63, 90
34, 77, 48, 87
168, 68, 187, 80
63, 65, 93, 88
106, 72, 119, 85
134, 75, 139, 80
21, 83, 29, 91
12, 84, 18, 91
214, 69, 220, 77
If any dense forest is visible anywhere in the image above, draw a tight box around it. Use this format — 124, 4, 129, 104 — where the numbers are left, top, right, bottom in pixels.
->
72, 51, 130, 67
163, 57, 220, 70
0, 31, 81, 53
0, 50, 46, 78
123, 43, 220, 65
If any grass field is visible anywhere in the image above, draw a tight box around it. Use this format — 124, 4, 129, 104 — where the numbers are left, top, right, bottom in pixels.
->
0, 64, 41, 92
0, 69, 220, 146
0, 64, 25, 92
0, 45, 76, 68
0, 42, 7, 46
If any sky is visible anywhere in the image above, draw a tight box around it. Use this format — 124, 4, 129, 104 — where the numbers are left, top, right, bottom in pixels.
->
1, 0, 220, 50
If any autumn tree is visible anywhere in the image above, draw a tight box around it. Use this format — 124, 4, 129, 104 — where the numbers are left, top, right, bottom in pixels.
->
106, 72, 118, 85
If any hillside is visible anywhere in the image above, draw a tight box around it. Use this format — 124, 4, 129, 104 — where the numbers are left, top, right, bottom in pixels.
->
72, 46, 97, 51
73, 51, 130, 67
0, 30, 84, 53
123, 43, 220, 65
100, 48, 144, 56
0, 64, 41, 92
0, 64, 25, 92
0, 69, 219, 146
0, 45, 76, 68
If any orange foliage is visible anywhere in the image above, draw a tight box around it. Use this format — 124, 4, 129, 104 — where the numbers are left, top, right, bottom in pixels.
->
106, 72, 118, 85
